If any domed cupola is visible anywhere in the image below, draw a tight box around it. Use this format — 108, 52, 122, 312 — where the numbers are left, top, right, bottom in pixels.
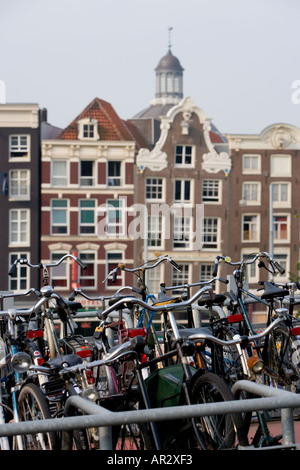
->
154, 48, 184, 104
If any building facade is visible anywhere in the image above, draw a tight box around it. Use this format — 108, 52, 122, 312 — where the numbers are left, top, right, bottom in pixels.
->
0, 103, 42, 292
41, 97, 148, 306
136, 96, 232, 295
226, 124, 300, 311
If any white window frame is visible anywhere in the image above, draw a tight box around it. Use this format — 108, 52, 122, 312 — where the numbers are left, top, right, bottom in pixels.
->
174, 145, 194, 168
202, 217, 220, 250
9, 252, 30, 291
9, 209, 30, 246
242, 154, 261, 175
9, 135, 30, 161
51, 160, 68, 187
50, 251, 70, 289
79, 199, 96, 235
51, 199, 69, 236
271, 154, 291, 177
9, 169, 30, 200
242, 181, 261, 205
106, 198, 125, 236
202, 179, 221, 204
174, 179, 192, 204
273, 213, 290, 243
77, 118, 100, 140
148, 214, 163, 248
173, 215, 193, 249
79, 160, 96, 187
271, 182, 291, 208
242, 214, 260, 242
107, 161, 123, 187
78, 251, 97, 289
145, 177, 165, 202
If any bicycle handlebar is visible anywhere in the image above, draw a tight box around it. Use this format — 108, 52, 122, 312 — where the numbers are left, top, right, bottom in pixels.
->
8, 254, 87, 277
213, 252, 285, 276
98, 284, 214, 319
102, 254, 181, 283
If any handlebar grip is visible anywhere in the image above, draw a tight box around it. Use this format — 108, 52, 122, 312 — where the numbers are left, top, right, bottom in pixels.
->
170, 260, 181, 271
76, 258, 87, 270
8, 261, 17, 277
213, 256, 221, 277
112, 268, 118, 283
273, 261, 285, 275
218, 277, 229, 284
69, 291, 76, 301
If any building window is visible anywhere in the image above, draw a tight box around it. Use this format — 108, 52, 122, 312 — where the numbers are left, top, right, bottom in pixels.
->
175, 145, 193, 166
79, 161, 95, 186
50, 252, 68, 288
9, 135, 30, 159
51, 161, 68, 187
148, 264, 162, 295
172, 264, 189, 286
148, 215, 162, 247
51, 199, 68, 235
173, 216, 192, 249
9, 253, 29, 290
106, 252, 123, 288
200, 264, 214, 282
145, 178, 163, 201
107, 161, 122, 186
9, 209, 30, 245
106, 199, 125, 235
273, 215, 289, 242
271, 182, 291, 207
242, 215, 259, 241
78, 118, 99, 140
271, 155, 291, 177
9, 169, 30, 199
174, 180, 191, 203
242, 182, 261, 205
79, 199, 96, 234
202, 218, 219, 249
242, 154, 261, 174
202, 180, 221, 203
78, 252, 96, 288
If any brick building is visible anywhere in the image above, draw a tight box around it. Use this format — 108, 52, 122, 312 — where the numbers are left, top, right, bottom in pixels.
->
41, 97, 148, 305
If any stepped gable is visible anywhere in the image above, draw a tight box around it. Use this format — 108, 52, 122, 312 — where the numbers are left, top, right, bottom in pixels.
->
57, 97, 134, 141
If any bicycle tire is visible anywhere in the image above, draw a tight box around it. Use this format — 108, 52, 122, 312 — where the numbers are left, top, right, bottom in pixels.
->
112, 405, 155, 450
267, 323, 300, 391
17, 382, 58, 450
188, 372, 248, 449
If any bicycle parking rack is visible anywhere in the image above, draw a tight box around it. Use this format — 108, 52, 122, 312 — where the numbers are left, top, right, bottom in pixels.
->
0, 381, 300, 450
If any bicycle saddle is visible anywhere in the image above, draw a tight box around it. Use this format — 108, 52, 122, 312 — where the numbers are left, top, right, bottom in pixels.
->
45, 353, 83, 369
197, 293, 226, 307
260, 282, 289, 300
152, 291, 184, 306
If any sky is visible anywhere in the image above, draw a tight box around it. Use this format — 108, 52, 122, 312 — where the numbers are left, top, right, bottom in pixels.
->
1, 0, 300, 135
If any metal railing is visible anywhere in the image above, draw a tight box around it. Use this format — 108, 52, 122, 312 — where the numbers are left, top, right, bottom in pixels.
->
1, 380, 300, 450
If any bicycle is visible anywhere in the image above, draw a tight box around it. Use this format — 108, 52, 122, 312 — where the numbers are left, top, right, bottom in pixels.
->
95, 285, 249, 450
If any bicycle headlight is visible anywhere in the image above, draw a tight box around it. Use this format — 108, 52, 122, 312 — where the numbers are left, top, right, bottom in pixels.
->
247, 355, 264, 373
11, 352, 32, 373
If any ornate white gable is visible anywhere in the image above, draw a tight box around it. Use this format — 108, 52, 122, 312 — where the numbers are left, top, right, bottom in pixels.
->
136, 96, 231, 174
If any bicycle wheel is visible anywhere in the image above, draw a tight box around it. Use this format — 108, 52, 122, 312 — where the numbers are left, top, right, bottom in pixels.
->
267, 323, 300, 391
188, 372, 248, 449
17, 382, 57, 450
112, 405, 155, 450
